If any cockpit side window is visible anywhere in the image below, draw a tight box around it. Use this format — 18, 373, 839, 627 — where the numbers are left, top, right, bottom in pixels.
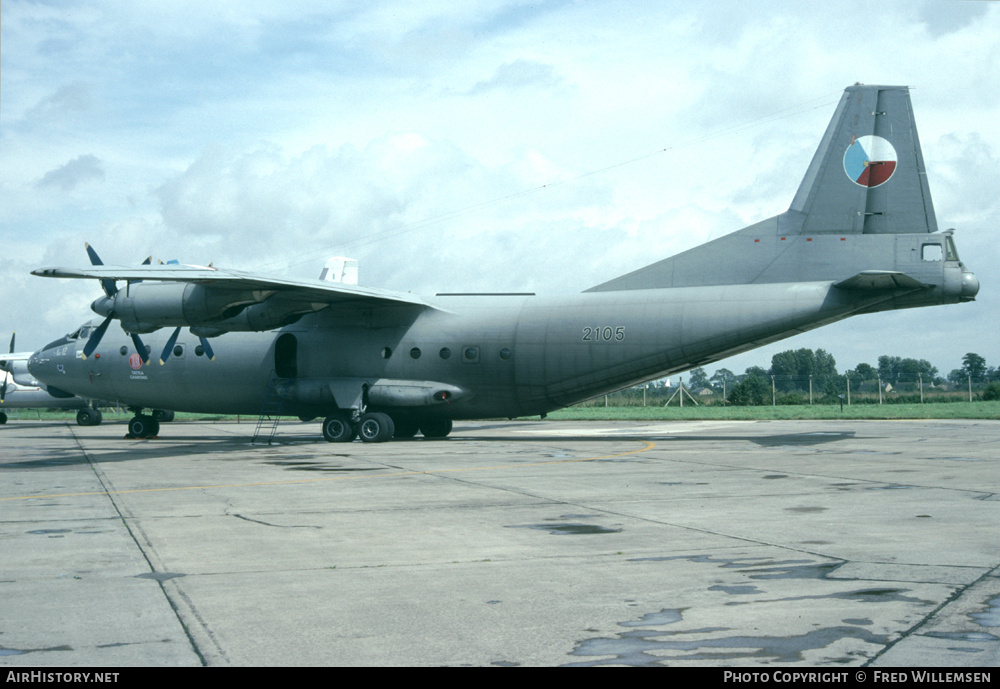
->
921, 243, 943, 262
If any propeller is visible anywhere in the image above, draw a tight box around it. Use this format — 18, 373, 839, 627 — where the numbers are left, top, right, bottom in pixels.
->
81, 244, 216, 366
80, 245, 150, 362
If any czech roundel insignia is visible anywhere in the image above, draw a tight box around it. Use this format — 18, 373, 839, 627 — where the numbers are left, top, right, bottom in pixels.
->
844, 135, 897, 188
129, 353, 144, 370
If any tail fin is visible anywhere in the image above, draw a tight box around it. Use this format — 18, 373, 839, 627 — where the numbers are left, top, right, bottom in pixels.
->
587, 84, 939, 293
790, 84, 937, 235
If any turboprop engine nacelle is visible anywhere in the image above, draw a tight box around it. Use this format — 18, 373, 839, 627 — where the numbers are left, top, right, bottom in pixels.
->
91, 282, 266, 332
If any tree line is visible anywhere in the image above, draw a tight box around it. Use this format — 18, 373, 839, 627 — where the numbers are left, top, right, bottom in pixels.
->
680, 350, 999, 406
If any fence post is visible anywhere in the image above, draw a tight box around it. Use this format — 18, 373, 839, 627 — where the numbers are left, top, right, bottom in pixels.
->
878, 376, 883, 405
919, 373, 923, 403
809, 375, 813, 405
846, 374, 851, 406
969, 374, 973, 403
771, 376, 775, 406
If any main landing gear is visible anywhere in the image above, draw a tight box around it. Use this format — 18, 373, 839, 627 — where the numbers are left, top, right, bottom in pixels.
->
321, 412, 452, 443
76, 407, 103, 426
125, 409, 174, 439
127, 414, 159, 439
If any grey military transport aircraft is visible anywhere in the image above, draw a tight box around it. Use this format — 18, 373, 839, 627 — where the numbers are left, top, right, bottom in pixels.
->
28, 84, 980, 442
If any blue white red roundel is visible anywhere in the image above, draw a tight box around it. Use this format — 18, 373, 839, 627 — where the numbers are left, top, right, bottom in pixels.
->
844, 135, 897, 188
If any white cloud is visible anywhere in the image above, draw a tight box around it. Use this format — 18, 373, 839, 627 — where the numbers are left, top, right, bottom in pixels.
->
36, 154, 106, 191
2, 0, 998, 375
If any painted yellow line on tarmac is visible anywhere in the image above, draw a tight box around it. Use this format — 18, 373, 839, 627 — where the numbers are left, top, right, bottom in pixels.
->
2, 440, 656, 501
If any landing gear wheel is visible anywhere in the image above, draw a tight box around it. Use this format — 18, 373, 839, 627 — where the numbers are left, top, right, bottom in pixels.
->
128, 415, 159, 438
358, 412, 395, 443
77, 408, 103, 426
322, 413, 356, 442
391, 417, 420, 439
0, 411, 6, 424
420, 418, 453, 439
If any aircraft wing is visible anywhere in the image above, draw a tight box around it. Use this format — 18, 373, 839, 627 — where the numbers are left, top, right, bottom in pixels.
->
832, 271, 931, 291
32, 264, 438, 310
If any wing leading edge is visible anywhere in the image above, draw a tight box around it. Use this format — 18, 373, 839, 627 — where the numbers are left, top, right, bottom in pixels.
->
31, 263, 438, 311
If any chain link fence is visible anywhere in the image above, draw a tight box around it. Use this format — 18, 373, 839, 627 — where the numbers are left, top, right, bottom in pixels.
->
578, 375, 1000, 407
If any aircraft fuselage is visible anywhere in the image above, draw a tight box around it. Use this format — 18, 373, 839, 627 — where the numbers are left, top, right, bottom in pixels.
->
28, 231, 975, 423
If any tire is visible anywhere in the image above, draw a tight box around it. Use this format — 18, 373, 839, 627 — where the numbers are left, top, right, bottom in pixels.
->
0, 411, 6, 424
358, 412, 394, 443
420, 418, 453, 439
77, 408, 103, 426
322, 413, 356, 443
128, 415, 159, 438
391, 417, 420, 439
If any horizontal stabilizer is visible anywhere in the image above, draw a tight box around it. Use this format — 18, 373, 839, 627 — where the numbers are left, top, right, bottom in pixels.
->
833, 270, 929, 291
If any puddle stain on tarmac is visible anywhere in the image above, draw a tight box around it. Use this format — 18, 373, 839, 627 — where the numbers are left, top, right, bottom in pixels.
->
566, 554, 941, 665
567, 619, 888, 666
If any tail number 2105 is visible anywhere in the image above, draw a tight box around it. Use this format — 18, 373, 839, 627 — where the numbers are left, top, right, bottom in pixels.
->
582, 326, 625, 341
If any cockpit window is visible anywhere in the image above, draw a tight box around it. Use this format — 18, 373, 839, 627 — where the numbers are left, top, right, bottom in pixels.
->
65, 323, 94, 341
945, 236, 960, 261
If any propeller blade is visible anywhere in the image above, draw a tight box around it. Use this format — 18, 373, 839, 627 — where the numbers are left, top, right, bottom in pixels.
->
84, 242, 103, 265
85, 243, 119, 297
131, 333, 149, 365
1, 375, 8, 403
159, 328, 181, 365
199, 336, 216, 361
82, 316, 113, 359
8, 332, 14, 354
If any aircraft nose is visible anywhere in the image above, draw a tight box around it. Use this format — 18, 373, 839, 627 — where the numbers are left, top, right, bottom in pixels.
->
26, 352, 46, 380
960, 269, 980, 301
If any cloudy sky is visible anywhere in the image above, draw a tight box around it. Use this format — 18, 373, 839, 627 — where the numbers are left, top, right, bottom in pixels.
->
2, 0, 998, 379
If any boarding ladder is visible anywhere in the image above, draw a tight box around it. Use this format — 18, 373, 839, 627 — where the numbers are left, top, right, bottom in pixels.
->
251, 372, 287, 445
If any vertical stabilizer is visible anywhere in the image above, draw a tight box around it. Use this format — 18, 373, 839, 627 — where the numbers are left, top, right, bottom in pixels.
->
586, 84, 944, 293
790, 84, 937, 235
